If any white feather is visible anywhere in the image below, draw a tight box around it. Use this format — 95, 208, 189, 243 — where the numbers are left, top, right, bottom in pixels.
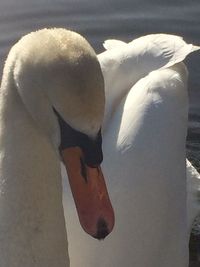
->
103, 39, 127, 50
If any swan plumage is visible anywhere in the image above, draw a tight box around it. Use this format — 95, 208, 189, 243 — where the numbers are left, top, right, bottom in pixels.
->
99, 34, 200, 130
0, 28, 114, 267
0, 29, 199, 267
63, 34, 200, 267
11, 28, 105, 138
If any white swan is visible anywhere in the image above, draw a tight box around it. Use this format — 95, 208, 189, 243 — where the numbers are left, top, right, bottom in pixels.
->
0, 28, 114, 267
62, 34, 200, 267
99, 34, 200, 232
1, 29, 199, 267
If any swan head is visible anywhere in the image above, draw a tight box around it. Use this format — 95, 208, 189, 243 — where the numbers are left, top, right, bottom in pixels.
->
11, 28, 114, 239
13, 28, 105, 139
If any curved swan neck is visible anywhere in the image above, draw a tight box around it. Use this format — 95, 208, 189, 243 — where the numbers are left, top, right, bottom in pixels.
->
0, 80, 69, 267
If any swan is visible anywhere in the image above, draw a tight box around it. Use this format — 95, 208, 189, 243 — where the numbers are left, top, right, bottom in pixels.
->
0, 28, 115, 267
1, 29, 199, 267
62, 34, 200, 267
99, 34, 200, 233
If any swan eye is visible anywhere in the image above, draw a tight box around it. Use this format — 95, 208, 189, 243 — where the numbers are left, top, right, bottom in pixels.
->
53, 108, 103, 167
53, 109, 78, 148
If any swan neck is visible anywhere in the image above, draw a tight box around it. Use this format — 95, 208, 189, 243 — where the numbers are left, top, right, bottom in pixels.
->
0, 81, 69, 267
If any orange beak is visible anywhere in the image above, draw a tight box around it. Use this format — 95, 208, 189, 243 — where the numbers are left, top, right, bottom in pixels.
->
61, 147, 115, 239
54, 108, 115, 239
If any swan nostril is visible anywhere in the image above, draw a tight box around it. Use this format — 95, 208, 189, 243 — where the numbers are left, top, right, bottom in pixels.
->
93, 217, 109, 240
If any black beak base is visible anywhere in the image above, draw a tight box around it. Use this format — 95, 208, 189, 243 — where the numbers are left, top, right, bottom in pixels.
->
54, 109, 103, 167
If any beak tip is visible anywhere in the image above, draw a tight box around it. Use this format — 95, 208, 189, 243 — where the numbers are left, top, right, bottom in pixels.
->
92, 217, 111, 240
62, 147, 115, 239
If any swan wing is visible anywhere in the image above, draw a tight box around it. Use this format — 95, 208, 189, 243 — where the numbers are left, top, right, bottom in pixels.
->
99, 34, 199, 130
103, 39, 127, 50
99, 34, 200, 84
128, 34, 200, 69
